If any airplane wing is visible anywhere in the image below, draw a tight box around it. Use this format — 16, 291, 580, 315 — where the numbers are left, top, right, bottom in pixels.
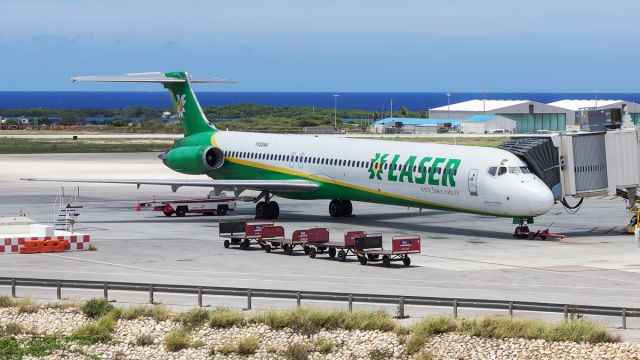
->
21, 178, 319, 194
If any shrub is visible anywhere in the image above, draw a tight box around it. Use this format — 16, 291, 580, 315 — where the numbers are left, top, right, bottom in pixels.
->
369, 347, 394, 360
314, 337, 335, 354
164, 328, 191, 352
3, 322, 24, 335
0, 296, 15, 308
136, 334, 154, 346
71, 317, 115, 344
284, 342, 310, 360
210, 343, 236, 355
414, 350, 436, 360
192, 339, 205, 348
209, 308, 245, 328
236, 335, 260, 355
16, 297, 38, 314
82, 298, 113, 319
174, 308, 210, 329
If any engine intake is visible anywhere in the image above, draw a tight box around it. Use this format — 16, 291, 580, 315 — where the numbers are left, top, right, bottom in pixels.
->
162, 146, 225, 175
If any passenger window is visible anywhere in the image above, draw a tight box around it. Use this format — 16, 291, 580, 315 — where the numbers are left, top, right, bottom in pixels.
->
498, 167, 507, 176
488, 167, 497, 176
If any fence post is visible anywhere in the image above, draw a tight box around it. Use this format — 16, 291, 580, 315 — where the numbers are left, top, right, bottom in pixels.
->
296, 292, 301, 307
622, 309, 627, 329
103, 283, 108, 300
246, 290, 252, 310
197, 287, 203, 308
348, 294, 353, 313
56, 281, 61, 300
149, 285, 154, 304
397, 297, 406, 319
563, 305, 568, 321
508, 301, 513, 317
11, 278, 16, 298
453, 299, 458, 318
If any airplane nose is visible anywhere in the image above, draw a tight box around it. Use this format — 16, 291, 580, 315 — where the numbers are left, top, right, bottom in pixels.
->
528, 183, 555, 215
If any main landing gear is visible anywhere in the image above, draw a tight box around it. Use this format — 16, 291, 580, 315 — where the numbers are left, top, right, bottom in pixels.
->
329, 199, 353, 217
255, 192, 279, 219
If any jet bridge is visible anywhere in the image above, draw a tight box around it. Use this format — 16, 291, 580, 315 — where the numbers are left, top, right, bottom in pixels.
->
499, 109, 640, 210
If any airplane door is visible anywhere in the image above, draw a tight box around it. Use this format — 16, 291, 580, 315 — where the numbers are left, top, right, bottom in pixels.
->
468, 169, 478, 196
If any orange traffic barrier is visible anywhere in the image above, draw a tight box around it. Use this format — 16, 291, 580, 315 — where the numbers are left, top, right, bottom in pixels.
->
19, 240, 68, 254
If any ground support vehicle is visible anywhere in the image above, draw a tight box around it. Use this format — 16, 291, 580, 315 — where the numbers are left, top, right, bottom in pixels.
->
355, 235, 421, 267
219, 221, 273, 250
261, 227, 329, 255
307, 230, 367, 262
141, 191, 236, 217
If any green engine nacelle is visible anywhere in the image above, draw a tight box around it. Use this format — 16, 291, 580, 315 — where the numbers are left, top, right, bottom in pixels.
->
161, 146, 224, 175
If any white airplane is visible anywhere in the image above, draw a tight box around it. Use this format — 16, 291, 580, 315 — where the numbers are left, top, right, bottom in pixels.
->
24, 71, 554, 235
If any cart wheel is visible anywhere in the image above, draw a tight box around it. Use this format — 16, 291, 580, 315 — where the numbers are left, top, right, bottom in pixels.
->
357, 255, 368, 265
309, 247, 317, 259
328, 248, 336, 258
223, 240, 230, 249
239, 242, 247, 250
285, 246, 293, 255
337, 250, 346, 262
264, 244, 272, 253
540, 235, 547, 240
303, 246, 310, 255
175, 207, 187, 217
163, 211, 173, 217
282, 243, 290, 252
382, 255, 391, 267
403, 256, 411, 267
243, 239, 250, 249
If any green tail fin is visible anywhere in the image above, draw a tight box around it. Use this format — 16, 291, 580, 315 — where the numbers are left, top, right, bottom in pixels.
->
163, 71, 215, 135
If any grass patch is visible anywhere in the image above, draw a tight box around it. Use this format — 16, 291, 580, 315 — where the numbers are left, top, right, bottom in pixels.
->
284, 342, 310, 360
16, 297, 38, 314
369, 347, 394, 360
209, 307, 245, 328
82, 298, 113, 319
174, 308, 210, 329
211, 343, 236, 355
406, 317, 456, 354
192, 339, 205, 348
0, 335, 69, 359
414, 350, 436, 360
251, 307, 396, 335
314, 337, 335, 354
136, 334, 154, 346
70, 316, 115, 344
164, 328, 191, 352
3, 323, 24, 336
121, 305, 171, 322
457, 316, 620, 343
236, 335, 260, 355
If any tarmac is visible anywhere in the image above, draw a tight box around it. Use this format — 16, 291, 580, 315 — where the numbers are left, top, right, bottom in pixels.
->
1, 153, 640, 338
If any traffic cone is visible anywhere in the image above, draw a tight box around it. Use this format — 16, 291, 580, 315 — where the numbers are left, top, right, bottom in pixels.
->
135, 202, 141, 212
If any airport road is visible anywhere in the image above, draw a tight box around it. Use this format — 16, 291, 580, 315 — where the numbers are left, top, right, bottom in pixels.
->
1, 153, 640, 335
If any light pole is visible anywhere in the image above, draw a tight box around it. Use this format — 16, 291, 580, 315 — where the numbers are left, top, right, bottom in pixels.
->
593, 89, 600, 108
333, 94, 339, 129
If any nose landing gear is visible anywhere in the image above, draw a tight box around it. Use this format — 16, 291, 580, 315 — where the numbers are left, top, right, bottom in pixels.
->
513, 217, 531, 239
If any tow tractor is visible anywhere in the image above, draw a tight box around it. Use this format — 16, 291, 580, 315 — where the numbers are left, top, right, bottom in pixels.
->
140, 190, 236, 217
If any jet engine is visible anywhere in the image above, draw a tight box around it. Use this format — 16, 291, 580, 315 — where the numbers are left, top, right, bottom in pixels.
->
160, 146, 224, 175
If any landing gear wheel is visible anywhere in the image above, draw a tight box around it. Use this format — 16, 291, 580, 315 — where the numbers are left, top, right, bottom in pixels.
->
217, 205, 228, 216
329, 200, 343, 217
342, 200, 353, 216
357, 255, 368, 265
309, 247, 317, 258
255, 202, 267, 219
264, 244, 272, 253
267, 201, 280, 219
328, 248, 337, 258
337, 249, 346, 262
382, 255, 391, 267
163, 211, 174, 217
175, 207, 187, 217
223, 240, 230, 249
403, 256, 411, 267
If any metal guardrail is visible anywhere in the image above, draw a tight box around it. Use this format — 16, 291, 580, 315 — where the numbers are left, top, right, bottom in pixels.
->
0, 277, 638, 329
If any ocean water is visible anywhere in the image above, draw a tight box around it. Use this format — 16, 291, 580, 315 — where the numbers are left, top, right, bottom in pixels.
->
0, 91, 639, 111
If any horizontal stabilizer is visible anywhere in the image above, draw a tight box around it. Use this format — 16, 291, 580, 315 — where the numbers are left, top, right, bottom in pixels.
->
71, 72, 235, 84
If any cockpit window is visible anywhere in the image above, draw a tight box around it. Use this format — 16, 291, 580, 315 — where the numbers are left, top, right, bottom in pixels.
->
488, 167, 497, 176
508, 166, 521, 174
498, 166, 507, 176
520, 166, 531, 174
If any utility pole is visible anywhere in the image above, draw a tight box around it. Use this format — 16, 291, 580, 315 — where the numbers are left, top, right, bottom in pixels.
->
390, 98, 393, 118
447, 92, 452, 121
333, 94, 339, 129
481, 89, 488, 115
593, 89, 600, 108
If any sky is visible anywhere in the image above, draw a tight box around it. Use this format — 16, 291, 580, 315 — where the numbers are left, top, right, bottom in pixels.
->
1, 0, 639, 92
